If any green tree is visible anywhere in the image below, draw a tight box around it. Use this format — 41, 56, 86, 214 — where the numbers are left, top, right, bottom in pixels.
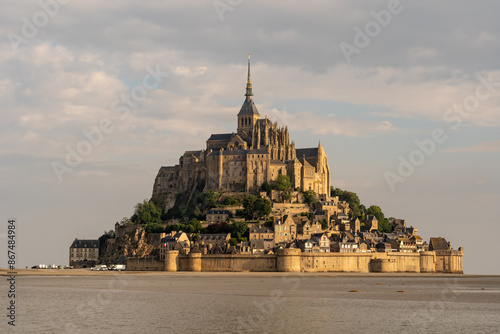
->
189, 218, 203, 232
230, 221, 248, 240
330, 187, 362, 219
303, 190, 317, 205
366, 205, 392, 233
201, 191, 220, 210
275, 174, 292, 201
145, 223, 165, 233
261, 181, 273, 193
255, 197, 272, 218
242, 195, 257, 219
222, 196, 242, 206
243, 195, 271, 219
131, 200, 162, 225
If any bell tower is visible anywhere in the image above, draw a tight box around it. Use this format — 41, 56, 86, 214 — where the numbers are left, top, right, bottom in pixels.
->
237, 54, 260, 137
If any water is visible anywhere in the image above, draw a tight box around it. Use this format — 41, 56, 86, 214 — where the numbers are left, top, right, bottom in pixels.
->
2, 273, 500, 333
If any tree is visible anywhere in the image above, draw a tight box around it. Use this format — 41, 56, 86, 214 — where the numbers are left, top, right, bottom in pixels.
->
230, 221, 248, 240
145, 223, 165, 233
261, 181, 273, 193
131, 200, 162, 225
242, 195, 271, 219
303, 190, 317, 205
255, 197, 272, 218
242, 195, 257, 220
189, 218, 203, 232
366, 205, 392, 233
222, 195, 242, 206
201, 191, 220, 210
330, 187, 362, 218
205, 222, 230, 234
275, 174, 292, 201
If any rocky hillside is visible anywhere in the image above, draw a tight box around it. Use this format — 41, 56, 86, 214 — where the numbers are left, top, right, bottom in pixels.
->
99, 226, 159, 264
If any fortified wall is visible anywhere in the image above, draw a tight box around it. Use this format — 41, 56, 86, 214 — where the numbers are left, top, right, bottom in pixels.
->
127, 248, 464, 273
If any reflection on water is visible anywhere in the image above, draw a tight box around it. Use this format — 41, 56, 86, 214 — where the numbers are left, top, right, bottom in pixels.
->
3, 274, 500, 334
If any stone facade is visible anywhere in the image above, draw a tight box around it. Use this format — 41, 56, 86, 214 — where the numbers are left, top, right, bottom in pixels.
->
69, 238, 99, 268
152, 57, 331, 211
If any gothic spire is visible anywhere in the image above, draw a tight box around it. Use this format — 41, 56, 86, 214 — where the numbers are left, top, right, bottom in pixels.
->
246, 53, 253, 97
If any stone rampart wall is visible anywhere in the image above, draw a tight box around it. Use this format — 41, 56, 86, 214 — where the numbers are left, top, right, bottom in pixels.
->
127, 257, 164, 271
125, 250, 463, 273
200, 254, 277, 272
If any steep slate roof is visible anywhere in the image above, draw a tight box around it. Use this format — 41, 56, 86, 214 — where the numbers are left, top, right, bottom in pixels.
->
429, 237, 449, 251
238, 97, 259, 116
207, 133, 233, 141
70, 239, 98, 249
299, 157, 314, 168
296, 147, 318, 157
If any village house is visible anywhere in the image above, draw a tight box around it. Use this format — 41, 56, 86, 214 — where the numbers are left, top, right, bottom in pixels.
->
197, 233, 231, 254
331, 240, 358, 253
389, 237, 417, 253
298, 220, 322, 239
69, 239, 99, 268
299, 239, 320, 253
206, 209, 230, 224
250, 239, 275, 254
274, 215, 296, 245
362, 215, 378, 232
311, 232, 331, 252
249, 225, 274, 241
160, 232, 191, 259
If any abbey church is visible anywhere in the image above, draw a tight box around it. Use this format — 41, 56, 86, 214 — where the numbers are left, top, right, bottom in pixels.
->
152, 56, 331, 210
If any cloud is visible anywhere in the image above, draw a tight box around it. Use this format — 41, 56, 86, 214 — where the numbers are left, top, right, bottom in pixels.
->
443, 140, 500, 153
266, 109, 396, 137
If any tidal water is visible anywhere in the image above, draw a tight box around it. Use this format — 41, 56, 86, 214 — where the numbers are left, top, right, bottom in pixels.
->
2, 273, 499, 334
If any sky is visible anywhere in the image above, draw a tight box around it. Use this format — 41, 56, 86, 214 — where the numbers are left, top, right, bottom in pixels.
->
1, 1, 499, 274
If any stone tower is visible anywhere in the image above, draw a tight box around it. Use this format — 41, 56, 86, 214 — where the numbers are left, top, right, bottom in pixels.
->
237, 54, 260, 137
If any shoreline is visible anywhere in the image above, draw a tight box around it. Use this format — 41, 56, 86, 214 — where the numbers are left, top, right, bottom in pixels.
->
0, 268, 496, 278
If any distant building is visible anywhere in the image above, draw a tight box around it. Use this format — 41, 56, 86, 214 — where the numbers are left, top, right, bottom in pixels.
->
429, 237, 451, 251
197, 233, 231, 254
249, 225, 274, 241
274, 215, 296, 244
206, 209, 230, 224
160, 232, 191, 259
362, 215, 378, 232
69, 239, 99, 268
152, 56, 331, 212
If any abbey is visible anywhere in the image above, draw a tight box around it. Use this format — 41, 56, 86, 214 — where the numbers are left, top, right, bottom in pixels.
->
152, 56, 331, 210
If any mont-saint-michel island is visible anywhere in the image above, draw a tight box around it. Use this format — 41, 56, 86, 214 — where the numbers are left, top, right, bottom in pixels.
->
69, 56, 463, 274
